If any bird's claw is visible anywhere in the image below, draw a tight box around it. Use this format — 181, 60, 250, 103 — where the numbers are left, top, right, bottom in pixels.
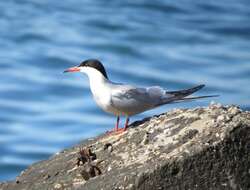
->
105, 128, 126, 135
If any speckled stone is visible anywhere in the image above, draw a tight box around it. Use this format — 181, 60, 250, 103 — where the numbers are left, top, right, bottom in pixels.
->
0, 105, 249, 190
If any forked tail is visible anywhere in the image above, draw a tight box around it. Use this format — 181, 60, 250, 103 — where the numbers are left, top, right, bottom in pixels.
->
171, 94, 219, 104
159, 84, 219, 105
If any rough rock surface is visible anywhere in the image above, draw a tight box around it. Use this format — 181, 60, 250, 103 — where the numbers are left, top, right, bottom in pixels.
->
0, 104, 249, 190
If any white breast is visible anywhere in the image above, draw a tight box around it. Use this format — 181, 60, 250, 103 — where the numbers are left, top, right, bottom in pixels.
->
91, 83, 111, 111
81, 67, 120, 115
91, 85, 122, 115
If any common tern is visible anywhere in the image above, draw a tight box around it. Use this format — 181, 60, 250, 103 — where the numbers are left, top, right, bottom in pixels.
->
64, 59, 218, 133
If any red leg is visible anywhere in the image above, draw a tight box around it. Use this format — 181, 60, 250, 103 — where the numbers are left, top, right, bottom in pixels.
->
106, 116, 129, 135
115, 116, 120, 131
124, 117, 129, 131
106, 116, 120, 134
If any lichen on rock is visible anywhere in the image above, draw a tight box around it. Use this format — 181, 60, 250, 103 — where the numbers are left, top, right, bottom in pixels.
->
0, 104, 249, 190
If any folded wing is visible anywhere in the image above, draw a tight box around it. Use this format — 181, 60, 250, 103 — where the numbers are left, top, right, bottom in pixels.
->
110, 84, 217, 116
110, 85, 171, 115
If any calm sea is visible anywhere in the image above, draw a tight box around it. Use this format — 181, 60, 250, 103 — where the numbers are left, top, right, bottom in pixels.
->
0, 0, 249, 181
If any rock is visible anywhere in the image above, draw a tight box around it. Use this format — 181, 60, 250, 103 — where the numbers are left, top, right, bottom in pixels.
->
54, 183, 62, 189
0, 105, 249, 190
103, 143, 113, 153
141, 132, 150, 145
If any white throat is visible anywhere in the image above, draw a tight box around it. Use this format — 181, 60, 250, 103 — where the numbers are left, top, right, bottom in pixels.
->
80, 67, 109, 90
80, 67, 111, 110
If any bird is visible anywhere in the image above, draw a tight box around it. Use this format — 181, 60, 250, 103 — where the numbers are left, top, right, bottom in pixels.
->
64, 59, 218, 134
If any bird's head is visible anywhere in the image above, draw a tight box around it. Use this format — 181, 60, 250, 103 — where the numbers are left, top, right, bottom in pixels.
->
64, 59, 108, 79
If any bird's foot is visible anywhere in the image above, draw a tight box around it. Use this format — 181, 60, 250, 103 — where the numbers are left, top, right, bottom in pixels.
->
105, 128, 126, 135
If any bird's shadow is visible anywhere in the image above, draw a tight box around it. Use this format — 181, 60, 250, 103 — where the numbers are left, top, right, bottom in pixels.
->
129, 112, 166, 129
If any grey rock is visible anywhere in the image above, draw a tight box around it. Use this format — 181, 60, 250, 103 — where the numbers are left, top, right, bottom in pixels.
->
0, 105, 249, 190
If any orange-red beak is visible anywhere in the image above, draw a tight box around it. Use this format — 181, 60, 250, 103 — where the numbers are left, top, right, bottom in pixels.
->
63, 67, 80, 73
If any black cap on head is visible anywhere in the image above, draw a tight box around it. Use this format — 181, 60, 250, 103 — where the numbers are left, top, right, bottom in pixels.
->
79, 59, 108, 79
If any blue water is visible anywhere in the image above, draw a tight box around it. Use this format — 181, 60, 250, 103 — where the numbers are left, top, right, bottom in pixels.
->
0, 0, 249, 181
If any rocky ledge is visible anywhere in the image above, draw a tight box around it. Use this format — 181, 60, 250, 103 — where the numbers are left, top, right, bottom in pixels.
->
0, 104, 249, 190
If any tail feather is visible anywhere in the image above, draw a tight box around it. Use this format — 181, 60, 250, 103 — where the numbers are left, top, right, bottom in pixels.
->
166, 84, 205, 98
172, 95, 219, 103
155, 84, 218, 106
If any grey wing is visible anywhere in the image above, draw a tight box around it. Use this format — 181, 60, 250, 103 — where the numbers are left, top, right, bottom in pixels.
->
110, 84, 213, 115
110, 85, 172, 115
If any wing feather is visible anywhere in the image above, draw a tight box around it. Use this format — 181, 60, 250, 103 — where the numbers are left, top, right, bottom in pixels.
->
110, 85, 168, 115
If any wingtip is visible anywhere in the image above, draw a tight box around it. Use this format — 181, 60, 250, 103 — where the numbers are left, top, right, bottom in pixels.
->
193, 84, 205, 91
199, 84, 206, 88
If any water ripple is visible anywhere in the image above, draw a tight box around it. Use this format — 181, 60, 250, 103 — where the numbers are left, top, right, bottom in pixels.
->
0, 0, 249, 181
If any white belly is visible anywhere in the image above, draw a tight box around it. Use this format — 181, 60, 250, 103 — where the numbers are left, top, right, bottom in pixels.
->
91, 83, 122, 116
87, 73, 124, 116
93, 94, 121, 116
